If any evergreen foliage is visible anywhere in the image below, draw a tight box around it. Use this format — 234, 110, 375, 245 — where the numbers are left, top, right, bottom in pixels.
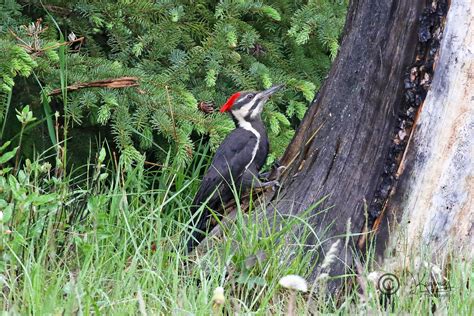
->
0, 0, 347, 166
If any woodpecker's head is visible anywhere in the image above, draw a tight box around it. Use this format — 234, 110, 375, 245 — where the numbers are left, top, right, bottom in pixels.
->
220, 84, 284, 123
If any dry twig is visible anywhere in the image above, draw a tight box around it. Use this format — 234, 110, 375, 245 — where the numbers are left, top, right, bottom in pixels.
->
48, 77, 139, 96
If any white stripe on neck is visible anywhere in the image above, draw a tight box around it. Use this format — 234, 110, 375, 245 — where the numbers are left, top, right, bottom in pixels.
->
235, 116, 260, 170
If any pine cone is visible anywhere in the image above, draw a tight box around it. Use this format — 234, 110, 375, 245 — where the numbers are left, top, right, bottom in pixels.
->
198, 101, 215, 114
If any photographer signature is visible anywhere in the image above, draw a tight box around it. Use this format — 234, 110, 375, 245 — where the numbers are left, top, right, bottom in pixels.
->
378, 272, 452, 297
407, 271, 452, 295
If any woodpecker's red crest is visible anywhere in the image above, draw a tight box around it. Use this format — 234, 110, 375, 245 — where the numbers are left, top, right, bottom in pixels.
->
220, 92, 241, 112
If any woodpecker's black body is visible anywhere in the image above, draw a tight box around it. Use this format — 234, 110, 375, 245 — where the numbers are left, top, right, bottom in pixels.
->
188, 85, 283, 251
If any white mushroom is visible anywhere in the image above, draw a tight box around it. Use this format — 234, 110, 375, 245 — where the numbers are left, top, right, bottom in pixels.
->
279, 275, 308, 316
212, 286, 225, 315
279, 275, 308, 292
212, 286, 225, 305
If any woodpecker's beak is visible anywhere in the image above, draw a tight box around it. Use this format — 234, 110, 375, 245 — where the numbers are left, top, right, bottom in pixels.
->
259, 84, 284, 100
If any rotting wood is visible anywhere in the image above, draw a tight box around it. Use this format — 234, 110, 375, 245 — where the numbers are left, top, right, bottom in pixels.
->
358, 0, 450, 250
377, 0, 473, 261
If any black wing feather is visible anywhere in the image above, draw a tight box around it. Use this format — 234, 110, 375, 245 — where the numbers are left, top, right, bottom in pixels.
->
193, 128, 257, 206
188, 128, 257, 251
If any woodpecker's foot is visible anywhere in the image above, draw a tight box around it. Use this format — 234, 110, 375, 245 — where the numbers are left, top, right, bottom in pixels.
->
259, 170, 271, 181
258, 179, 280, 191
273, 165, 287, 180
260, 162, 286, 182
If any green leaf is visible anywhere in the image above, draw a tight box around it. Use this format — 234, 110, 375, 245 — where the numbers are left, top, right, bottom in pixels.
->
28, 193, 58, 206
98, 147, 106, 163
1, 167, 13, 175
0, 147, 18, 164
41, 91, 57, 146
0, 141, 11, 152
1, 202, 13, 222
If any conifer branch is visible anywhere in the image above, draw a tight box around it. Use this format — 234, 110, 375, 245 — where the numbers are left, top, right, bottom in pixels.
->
165, 85, 178, 141
1, 0, 346, 166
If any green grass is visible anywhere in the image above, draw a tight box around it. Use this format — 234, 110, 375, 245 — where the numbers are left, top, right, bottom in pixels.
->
0, 138, 472, 314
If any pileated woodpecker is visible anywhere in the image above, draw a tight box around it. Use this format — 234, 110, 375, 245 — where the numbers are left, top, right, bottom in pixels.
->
188, 84, 284, 250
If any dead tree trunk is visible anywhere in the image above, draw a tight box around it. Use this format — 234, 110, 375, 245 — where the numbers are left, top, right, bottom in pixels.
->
377, 0, 473, 262
265, 0, 444, 290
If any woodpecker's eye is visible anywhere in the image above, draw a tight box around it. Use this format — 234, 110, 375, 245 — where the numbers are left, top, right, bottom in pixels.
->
247, 94, 254, 99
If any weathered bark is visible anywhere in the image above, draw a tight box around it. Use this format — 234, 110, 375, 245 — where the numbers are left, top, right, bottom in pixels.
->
378, 0, 473, 261
265, 0, 428, 290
